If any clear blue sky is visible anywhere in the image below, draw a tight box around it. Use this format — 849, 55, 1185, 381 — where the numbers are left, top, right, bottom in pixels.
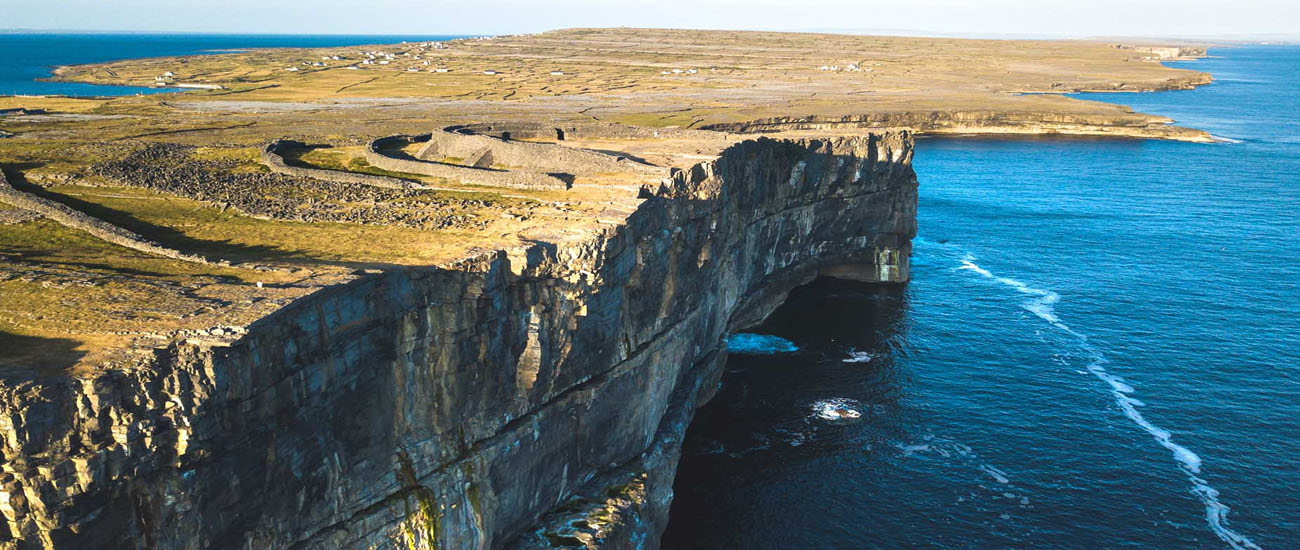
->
3, 0, 1297, 39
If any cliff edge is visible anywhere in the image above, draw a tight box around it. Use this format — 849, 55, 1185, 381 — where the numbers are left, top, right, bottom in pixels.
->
0, 133, 916, 550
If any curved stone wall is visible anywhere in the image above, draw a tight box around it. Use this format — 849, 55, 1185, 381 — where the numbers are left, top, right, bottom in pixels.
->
260, 140, 423, 190
0, 169, 213, 265
364, 135, 571, 190
416, 129, 666, 177
448, 121, 713, 141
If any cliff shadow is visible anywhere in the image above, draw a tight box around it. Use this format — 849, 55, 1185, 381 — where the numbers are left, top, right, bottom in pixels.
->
0, 330, 87, 380
662, 277, 910, 550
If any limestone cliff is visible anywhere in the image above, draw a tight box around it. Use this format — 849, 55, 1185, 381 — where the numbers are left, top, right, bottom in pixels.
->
0, 134, 917, 550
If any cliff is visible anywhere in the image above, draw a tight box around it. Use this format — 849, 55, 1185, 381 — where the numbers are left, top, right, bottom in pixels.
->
700, 109, 1214, 142
0, 133, 916, 550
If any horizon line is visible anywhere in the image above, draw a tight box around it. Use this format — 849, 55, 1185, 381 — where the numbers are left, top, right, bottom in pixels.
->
1, 26, 1298, 44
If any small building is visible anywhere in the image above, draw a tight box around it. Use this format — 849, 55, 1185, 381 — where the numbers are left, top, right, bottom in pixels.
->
435, 68, 451, 73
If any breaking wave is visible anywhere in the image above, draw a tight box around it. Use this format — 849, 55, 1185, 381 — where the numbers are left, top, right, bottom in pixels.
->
842, 349, 874, 363
810, 398, 865, 421
726, 333, 798, 354
954, 250, 1262, 550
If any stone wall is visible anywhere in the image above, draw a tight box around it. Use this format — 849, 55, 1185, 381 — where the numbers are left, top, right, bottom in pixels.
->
448, 122, 716, 142
0, 133, 917, 550
364, 136, 570, 190
260, 140, 422, 190
0, 169, 212, 265
416, 130, 666, 177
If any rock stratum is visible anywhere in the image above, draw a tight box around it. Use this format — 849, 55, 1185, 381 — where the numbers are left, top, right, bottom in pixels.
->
0, 133, 916, 549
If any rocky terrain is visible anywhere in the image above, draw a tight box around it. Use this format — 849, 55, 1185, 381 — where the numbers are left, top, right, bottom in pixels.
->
0, 27, 1211, 550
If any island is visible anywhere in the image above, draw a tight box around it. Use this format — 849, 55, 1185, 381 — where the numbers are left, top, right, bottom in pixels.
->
0, 28, 1208, 550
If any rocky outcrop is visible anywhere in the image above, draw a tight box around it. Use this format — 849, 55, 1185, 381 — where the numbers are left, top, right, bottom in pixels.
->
364, 136, 570, 190
702, 110, 1214, 142
0, 134, 917, 550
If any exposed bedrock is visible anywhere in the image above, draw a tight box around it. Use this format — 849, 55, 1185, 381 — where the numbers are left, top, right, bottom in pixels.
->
0, 134, 917, 550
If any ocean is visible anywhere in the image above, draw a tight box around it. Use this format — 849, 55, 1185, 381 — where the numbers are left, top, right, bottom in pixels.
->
664, 46, 1300, 549
0, 33, 464, 97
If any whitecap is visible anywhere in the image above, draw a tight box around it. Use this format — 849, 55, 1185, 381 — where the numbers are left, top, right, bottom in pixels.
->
810, 398, 864, 421
896, 443, 932, 456
979, 465, 1011, 484
842, 349, 874, 363
725, 333, 798, 354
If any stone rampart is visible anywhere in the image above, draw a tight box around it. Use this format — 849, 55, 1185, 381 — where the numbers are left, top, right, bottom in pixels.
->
260, 140, 422, 190
364, 135, 570, 190
0, 169, 212, 265
414, 129, 664, 177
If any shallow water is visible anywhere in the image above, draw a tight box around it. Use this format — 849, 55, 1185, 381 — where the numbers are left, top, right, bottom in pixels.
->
0, 34, 462, 97
664, 46, 1299, 549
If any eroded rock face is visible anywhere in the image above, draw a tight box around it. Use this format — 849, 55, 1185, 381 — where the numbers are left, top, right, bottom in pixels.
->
0, 134, 917, 550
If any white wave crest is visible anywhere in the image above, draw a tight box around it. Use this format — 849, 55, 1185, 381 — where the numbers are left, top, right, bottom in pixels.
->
843, 349, 874, 363
956, 252, 1262, 550
726, 333, 798, 354
811, 398, 864, 421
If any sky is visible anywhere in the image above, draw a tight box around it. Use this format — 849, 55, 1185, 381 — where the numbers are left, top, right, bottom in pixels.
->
2, 0, 1298, 39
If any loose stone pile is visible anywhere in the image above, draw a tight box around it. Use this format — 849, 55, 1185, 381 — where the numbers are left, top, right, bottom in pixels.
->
92, 143, 490, 230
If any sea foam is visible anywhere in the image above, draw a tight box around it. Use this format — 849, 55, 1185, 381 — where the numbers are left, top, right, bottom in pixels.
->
726, 333, 798, 354
955, 251, 1262, 550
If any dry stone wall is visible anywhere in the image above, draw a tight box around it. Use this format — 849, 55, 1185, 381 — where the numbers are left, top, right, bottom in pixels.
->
364, 135, 571, 190
260, 140, 421, 190
416, 129, 666, 177
0, 169, 212, 265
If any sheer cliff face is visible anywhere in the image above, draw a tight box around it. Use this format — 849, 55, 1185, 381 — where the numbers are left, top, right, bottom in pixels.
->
0, 134, 917, 550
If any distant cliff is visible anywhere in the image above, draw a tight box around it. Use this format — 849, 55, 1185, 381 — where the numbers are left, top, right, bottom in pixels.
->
0, 134, 917, 550
701, 109, 1214, 142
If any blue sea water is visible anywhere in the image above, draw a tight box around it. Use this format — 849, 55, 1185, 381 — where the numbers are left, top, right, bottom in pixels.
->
0, 33, 464, 97
664, 46, 1300, 549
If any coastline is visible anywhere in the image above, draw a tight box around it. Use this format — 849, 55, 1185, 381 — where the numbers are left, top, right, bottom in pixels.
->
0, 29, 1230, 549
